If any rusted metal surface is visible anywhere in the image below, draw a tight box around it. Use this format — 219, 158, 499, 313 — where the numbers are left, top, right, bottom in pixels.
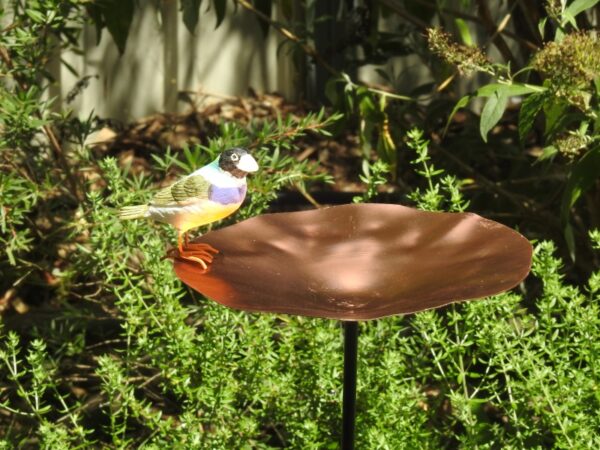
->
174, 204, 532, 320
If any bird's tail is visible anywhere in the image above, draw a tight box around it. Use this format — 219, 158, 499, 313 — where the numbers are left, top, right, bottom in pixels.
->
118, 204, 149, 220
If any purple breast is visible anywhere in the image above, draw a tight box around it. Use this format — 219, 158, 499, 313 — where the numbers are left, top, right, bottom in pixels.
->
208, 185, 247, 205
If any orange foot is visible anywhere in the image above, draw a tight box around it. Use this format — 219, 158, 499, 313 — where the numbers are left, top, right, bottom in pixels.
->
167, 243, 219, 270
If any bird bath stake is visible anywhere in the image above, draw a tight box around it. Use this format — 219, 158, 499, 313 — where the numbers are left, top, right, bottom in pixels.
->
174, 204, 533, 449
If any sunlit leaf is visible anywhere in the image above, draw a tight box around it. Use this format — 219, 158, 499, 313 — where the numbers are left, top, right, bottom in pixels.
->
480, 87, 509, 143
476, 83, 543, 97
566, 0, 600, 18
25, 9, 45, 23
538, 16, 547, 40
539, 145, 558, 161
454, 18, 472, 46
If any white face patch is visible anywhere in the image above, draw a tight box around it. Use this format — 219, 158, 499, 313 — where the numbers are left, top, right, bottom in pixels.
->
192, 161, 246, 188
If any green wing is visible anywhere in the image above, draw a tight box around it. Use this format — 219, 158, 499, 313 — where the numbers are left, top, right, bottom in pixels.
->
151, 174, 210, 206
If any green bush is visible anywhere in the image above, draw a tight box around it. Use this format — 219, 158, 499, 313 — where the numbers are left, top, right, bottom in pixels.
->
2, 123, 599, 447
2, 1, 599, 448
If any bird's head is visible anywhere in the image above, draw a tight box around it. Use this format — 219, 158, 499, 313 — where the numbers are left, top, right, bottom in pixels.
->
218, 148, 259, 178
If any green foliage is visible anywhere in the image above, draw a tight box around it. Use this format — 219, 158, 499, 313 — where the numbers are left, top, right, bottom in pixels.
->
91, 0, 252, 46
3, 171, 599, 446
2, 0, 600, 448
352, 160, 390, 204
430, 3, 600, 257
325, 73, 411, 174
479, 88, 510, 144
0, 10, 346, 443
406, 128, 470, 212
151, 111, 338, 220
0, 0, 86, 288
0, 172, 39, 265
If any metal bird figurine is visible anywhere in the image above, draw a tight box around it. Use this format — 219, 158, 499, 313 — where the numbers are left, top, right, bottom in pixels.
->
119, 148, 259, 269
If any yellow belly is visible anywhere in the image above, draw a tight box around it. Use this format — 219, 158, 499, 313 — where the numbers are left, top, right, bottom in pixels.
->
175, 201, 242, 232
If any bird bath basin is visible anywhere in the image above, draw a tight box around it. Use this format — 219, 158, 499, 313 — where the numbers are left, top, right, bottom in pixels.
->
174, 203, 532, 448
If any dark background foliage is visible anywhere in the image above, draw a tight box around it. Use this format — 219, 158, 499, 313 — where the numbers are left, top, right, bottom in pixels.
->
1, 0, 599, 448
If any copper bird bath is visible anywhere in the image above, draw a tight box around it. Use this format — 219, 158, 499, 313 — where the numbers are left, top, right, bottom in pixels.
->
174, 204, 533, 449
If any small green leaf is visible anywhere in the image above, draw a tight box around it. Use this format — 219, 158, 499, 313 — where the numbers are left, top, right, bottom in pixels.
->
564, 221, 576, 261
539, 145, 558, 161
480, 88, 509, 143
253, 0, 271, 38
454, 18, 473, 46
25, 9, 45, 23
324, 78, 340, 106
562, 10, 578, 28
213, 0, 227, 29
358, 94, 378, 121
101, 0, 135, 54
443, 95, 471, 136
561, 145, 600, 224
85, 4, 104, 44
560, 145, 600, 259
566, 0, 600, 18
544, 100, 569, 139
29, 118, 48, 128
538, 16, 547, 39
181, 0, 203, 33
60, 58, 79, 78
476, 83, 543, 97
344, 88, 355, 112
518, 92, 546, 143
359, 118, 374, 154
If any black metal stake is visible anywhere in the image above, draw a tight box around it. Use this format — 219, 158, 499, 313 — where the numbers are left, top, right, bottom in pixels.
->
342, 320, 358, 450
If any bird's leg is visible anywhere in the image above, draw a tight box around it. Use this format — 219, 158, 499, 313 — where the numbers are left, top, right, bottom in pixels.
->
170, 230, 219, 270
182, 231, 219, 256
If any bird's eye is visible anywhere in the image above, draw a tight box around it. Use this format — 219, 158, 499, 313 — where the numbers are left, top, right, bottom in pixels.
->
231, 154, 239, 161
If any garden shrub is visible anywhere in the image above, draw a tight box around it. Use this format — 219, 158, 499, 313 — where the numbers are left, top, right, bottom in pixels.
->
1, 1, 599, 448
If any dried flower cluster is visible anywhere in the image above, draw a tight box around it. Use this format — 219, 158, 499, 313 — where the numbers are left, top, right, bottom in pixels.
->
533, 31, 600, 108
545, 0, 563, 21
426, 27, 490, 75
553, 132, 590, 159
